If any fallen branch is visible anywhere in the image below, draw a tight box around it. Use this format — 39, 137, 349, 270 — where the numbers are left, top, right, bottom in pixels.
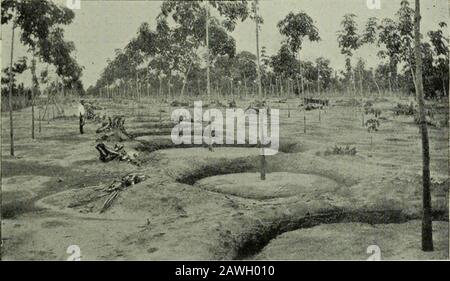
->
99, 173, 146, 213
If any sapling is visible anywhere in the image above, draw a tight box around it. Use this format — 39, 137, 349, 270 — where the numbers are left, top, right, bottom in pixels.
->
365, 118, 380, 146
208, 120, 215, 152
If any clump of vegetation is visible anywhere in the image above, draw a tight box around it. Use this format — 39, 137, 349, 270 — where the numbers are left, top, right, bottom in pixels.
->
305, 103, 323, 111
324, 144, 357, 156
413, 103, 449, 128
228, 100, 237, 108
363, 101, 373, 109
170, 100, 189, 107
365, 118, 380, 132
209, 100, 227, 108
393, 102, 447, 128
364, 102, 382, 117
393, 102, 416, 116
365, 118, 380, 146
414, 112, 448, 128
334, 98, 361, 107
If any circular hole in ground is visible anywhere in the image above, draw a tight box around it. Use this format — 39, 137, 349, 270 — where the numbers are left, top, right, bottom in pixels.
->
195, 172, 340, 200
135, 136, 304, 154
233, 209, 418, 260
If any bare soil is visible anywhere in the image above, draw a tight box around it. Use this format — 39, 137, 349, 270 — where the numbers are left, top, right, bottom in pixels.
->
1, 96, 448, 260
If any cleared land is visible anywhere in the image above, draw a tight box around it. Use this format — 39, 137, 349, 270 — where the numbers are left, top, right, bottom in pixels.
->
1, 95, 448, 260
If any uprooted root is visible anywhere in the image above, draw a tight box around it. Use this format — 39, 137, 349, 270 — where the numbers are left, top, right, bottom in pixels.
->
95, 142, 140, 165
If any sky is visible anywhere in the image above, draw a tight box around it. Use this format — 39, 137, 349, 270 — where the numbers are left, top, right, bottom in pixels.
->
1, 0, 449, 88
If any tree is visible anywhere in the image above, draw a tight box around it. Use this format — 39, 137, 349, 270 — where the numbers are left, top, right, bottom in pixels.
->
7, 23, 16, 156
361, 17, 382, 95
42, 28, 84, 89
1, 56, 28, 87
271, 44, 300, 79
397, 0, 415, 91
428, 22, 449, 96
225, 51, 257, 96
252, 0, 265, 180
315, 57, 333, 92
361, 17, 378, 45
159, 0, 249, 100
278, 11, 320, 95
414, 0, 433, 252
337, 14, 361, 94
2, 0, 77, 139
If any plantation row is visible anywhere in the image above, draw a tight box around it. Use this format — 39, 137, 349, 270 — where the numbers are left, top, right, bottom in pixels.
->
88, 0, 448, 101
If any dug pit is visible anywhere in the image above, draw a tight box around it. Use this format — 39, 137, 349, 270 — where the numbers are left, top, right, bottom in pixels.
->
195, 172, 340, 200
252, 220, 449, 260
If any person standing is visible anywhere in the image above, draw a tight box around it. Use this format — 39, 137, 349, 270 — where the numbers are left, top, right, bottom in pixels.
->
78, 100, 86, 134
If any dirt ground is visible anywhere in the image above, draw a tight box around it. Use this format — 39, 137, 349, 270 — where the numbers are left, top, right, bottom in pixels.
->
1, 95, 448, 260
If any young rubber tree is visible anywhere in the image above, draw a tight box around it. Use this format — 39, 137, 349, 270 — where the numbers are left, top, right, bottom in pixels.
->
2, 0, 76, 140
377, 18, 402, 93
428, 22, 449, 96
2, 0, 75, 138
337, 14, 361, 94
414, 0, 433, 252
252, 0, 266, 180
361, 17, 383, 95
159, 0, 249, 100
277, 11, 320, 96
397, 0, 416, 91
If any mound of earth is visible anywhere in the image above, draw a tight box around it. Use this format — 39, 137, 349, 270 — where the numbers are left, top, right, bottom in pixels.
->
155, 147, 261, 160
253, 220, 448, 260
195, 172, 340, 199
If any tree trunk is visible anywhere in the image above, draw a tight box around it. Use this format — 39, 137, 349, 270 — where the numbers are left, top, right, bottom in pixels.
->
135, 71, 139, 102
8, 24, 15, 156
243, 73, 247, 97
409, 60, 418, 93
317, 64, 320, 95
159, 76, 162, 99
38, 107, 41, 133
388, 71, 392, 93
205, 2, 211, 101
254, 0, 265, 180
181, 64, 192, 97
371, 70, 381, 96
280, 77, 284, 97
255, 10, 262, 100
168, 74, 172, 101
351, 69, 356, 94
30, 54, 38, 139
299, 52, 304, 97
442, 77, 446, 97
359, 67, 363, 96
414, 0, 433, 252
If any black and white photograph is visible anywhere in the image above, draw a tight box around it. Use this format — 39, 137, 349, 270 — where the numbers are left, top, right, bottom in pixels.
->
1, 0, 449, 263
